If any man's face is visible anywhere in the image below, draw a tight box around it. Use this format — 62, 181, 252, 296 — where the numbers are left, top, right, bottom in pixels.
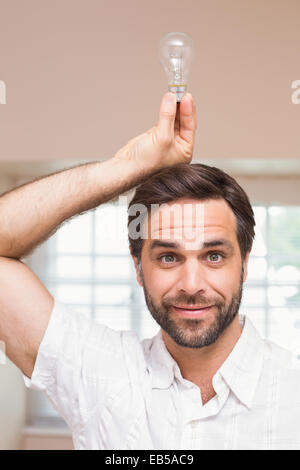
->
131, 198, 250, 349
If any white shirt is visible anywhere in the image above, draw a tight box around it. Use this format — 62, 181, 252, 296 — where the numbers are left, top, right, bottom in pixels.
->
23, 297, 300, 450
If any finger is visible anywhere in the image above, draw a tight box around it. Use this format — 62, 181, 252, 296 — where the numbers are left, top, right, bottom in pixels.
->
179, 93, 196, 143
157, 92, 177, 140
174, 102, 180, 133
127, 131, 149, 145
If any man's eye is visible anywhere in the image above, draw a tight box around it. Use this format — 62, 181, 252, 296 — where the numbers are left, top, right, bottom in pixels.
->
207, 252, 224, 263
159, 254, 177, 264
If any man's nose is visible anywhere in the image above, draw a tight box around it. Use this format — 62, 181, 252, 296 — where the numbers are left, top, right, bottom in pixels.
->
176, 259, 208, 295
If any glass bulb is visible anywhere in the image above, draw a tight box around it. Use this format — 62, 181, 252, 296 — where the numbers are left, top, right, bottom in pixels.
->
158, 32, 195, 102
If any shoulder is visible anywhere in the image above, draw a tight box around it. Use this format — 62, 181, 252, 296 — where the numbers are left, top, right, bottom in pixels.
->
81, 323, 151, 383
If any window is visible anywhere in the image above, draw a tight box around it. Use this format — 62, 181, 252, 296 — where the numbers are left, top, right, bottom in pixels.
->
240, 205, 300, 355
25, 200, 300, 423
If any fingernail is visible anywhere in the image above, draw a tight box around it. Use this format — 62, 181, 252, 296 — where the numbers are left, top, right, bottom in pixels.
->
164, 92, 176, 104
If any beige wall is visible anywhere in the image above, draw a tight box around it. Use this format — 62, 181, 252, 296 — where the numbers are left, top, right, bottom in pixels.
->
0, 0, 300, 161
0, 174, 15, 194
22, 434, 74, 451
235, 175, 300, 205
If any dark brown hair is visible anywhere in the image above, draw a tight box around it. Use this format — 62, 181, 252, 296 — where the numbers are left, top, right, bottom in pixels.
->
127, 163, 255, 261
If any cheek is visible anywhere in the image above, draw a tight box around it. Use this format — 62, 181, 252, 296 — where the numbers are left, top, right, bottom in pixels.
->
208, 266, 242, 298
146, 269, 175, 292
142, 265, 177, 299
201, 259, 240, 292
210, 276, 235, 299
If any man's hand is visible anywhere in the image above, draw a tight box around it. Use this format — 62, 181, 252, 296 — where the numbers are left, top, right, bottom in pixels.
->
114, 92, 197, 171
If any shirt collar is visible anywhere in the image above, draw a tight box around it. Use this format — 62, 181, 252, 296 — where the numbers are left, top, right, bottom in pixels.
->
146, 314, 265, 409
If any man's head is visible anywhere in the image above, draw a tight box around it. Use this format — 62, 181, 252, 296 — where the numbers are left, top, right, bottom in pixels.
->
127, 163, 255, 349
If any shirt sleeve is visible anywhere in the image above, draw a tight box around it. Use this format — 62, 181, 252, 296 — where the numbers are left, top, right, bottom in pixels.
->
22, 297, 141, 434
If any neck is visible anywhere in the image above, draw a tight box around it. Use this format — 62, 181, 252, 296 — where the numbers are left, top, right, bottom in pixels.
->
161, 315, 243, 391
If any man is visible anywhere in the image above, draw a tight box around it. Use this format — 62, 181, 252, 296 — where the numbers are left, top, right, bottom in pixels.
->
0, 92, 299, 450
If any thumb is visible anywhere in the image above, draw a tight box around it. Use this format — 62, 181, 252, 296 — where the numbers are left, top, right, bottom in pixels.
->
157, 92, 177, 140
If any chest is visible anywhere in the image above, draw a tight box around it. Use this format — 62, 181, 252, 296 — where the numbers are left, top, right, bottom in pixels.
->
75, 383, 300, 450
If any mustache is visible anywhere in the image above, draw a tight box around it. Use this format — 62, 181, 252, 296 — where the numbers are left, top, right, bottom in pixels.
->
162, 293, 223, 308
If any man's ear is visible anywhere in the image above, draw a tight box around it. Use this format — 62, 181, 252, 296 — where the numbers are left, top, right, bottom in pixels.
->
129, 246, 143, 287
242, 251, 251, 283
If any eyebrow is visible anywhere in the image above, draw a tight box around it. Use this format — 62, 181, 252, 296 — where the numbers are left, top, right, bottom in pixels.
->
149, 238, 234, 252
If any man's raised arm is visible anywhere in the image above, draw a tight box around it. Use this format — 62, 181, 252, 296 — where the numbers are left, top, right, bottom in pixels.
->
0, 92, 196, 260
0, 157, 151, 260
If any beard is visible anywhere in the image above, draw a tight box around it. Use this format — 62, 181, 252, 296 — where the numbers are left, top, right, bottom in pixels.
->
139, 264, 244, 349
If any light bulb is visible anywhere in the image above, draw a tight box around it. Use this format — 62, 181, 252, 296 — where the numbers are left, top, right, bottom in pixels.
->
158, 32, 195, 102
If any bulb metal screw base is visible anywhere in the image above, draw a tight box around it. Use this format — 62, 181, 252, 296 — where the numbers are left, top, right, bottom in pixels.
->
168, 85, 187, 102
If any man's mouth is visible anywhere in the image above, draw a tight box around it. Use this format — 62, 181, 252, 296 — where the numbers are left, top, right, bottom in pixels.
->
172, 305, 213, 318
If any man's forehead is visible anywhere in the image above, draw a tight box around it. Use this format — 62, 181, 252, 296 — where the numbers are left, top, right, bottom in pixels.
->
144, 198, 237, 251
149, 237, 235, 253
